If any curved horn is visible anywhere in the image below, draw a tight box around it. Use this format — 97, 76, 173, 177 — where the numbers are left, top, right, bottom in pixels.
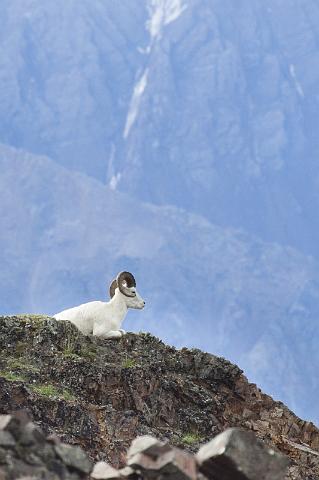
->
109, 278, 118, 298
117, 271, 136, 297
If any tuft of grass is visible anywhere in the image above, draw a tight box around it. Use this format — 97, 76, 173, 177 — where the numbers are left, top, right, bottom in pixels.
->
80, 346, 97, 360
122, 358, 137, 369
6, 358, 40, 373
15, 341, 27, 356
0, 357, 38, 382
0, 371, 26, 382
62, 347, 80, 360
18, 314, 50, 325
60, 389, 76, 401
31, 383, 76, 401
61, 343, 97, 361
60, 342, 97, 361
32, 384, 60, 397
181, 433, 203, 445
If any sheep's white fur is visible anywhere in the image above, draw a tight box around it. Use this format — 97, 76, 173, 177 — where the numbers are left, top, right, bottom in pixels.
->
53, 285, 145, 338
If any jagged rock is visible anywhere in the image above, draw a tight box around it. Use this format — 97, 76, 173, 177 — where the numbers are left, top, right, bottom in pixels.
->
118, 466, 137, 479
127, 437, 197, 480
127, 436, 171, 459
197, 428, 289, 480
0, 432, 15, 448
91, 462, 121, 479
19, 422, 46, 446
54, 443, 92, 474
0, 316, 318, 480
0, 414, 22, 438
0, 412, 92, 480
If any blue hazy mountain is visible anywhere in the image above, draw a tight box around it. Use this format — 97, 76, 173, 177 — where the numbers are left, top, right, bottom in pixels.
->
0, 0, 319, 424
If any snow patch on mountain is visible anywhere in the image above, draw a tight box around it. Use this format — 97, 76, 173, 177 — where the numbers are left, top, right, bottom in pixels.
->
289, 64, 304, 98
146, 0, 187, 39
124, 69, 149, 139
124, 0, 186, 136
109, 173, 122, 190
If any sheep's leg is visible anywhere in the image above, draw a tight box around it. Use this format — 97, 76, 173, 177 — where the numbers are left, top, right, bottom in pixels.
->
100, 329, 125, 339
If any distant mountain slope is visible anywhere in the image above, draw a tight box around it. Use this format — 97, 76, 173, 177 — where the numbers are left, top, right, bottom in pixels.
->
116, 0, 319, 256
2, 0, 319, 256
0, 0, 147, 179
1, 143, 319, 424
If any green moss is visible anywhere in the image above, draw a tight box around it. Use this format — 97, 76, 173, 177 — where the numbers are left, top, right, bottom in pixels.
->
60, 389, 76, 401
181, 433, 203, 445
80, 346, 97, 360
62, 347, 81, 360
0, 366, 76, 401
0, 356, 39, 381
31, 384, 59, 397
6, 358, 40, 373
0, 371, 26, 382
18, 314, 50, 326
61, 344, 96, 361
31, 383, 76, 401
15, 341, 27, 356
122, 358, 137, 369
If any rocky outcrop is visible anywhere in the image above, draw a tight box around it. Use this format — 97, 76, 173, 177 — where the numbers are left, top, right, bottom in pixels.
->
0, 315, 318, 479
0, 412, 92, 480
0, 412, 289, 480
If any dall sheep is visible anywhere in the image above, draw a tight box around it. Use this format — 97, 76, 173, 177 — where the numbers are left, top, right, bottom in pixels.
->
53, 271, 145, 338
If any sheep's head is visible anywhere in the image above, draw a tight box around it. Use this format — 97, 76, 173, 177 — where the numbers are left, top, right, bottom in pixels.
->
109, 271, 145, 309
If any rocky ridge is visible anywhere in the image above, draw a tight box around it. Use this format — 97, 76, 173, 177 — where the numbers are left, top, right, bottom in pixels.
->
0, 315, 318, 479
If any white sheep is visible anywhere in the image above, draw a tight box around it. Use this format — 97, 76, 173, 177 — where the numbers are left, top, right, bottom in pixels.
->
53, 271, 145, 338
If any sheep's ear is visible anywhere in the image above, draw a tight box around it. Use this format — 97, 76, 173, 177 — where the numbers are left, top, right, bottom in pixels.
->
109, 279, 117, 298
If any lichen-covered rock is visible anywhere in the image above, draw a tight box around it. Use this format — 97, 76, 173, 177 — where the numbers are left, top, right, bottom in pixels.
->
0, 316, 318, 480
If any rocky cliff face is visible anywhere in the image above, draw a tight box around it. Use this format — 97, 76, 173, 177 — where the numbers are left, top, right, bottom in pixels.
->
3, 0, 319, 252
0, 316, 318, 479
0, 411, 290, 480
117, 0, 319, 256
0, 0, 147, 179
